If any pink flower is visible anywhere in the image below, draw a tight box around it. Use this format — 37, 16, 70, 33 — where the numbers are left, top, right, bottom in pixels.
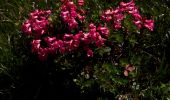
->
81, 33, 91, 45
111, 9, 124, 29
72, 40, 80, 48
128, 8, 138, 14
101, 9, 114, 22
38, 48, 49, 61
63, 34, 74, 41
67, 1, 77, 11
45, 10, 52, 15
63, 34, 75, 51
77, 14, 85, 22
21, 20, 32, 35
44, 37, 56, 46
61, 11, 70, 22
32, 19, 49, 37
86, 48, 93, 57
114, 22, 122, 29
58, 40, 64, 48
29, 9, 51, 20
104, 9, 113, 15
132, 13, 142, 20
133, 20, 142, 29
31, 39, 41, 53
77, 0, 84, 6
72, 31, 83, 48
144, 19, 154, 31
29, 9, 39, 19
54, 40, 66, 54
51, 41, 60, 49
68, 18, 78, 29
112, 8, 122, 14
95, 37, 105, 47
90, 32, 100, 41
105, 16, 112, 22
64, 40, 73, 51
22, 9, 51, 38
61, 5, 67, 11
124, 64, 135, 76
74, 31, 83, 41
113, 13, 124, 21
97, 26, 110, 38
120, 0, 134, 7
70, 10, 77, 18
89, 23, 96, 32
100, 15, 106, 21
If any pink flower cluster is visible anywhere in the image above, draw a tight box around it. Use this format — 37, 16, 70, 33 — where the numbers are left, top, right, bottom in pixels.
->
21, 10, 51, 38
30, 23, 109, 61
101, 0, 154, 31
81, 23, 109, 57
60, 0, 85, 30
21, 0, 154, 61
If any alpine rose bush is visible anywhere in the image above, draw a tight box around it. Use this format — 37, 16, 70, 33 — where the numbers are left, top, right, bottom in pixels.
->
101, 0, 154, 30
20, 0, 158, 99
21, 0, 154, 61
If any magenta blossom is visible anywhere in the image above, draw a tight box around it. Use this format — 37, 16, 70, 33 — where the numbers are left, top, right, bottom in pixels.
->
51, 41, 59, 49
68, 18, 78, 29
77, 0, 84, 6
97, 26, 110, 38
63, 34, 74, 41
60, 1, 78, 30
38, 47, 49, 61
21, 9, 51, 37
120, 0, 134, 7
144, 19, 154, 31
21, 20, 32, 35
81, 33, 91, 45
86, 48, 93, 57
77, 14, 85, 22
31, 39, 41, 53
95, 36, 105, 47
72, 31, 83, 48
44, 37, 56, 46
22, 0, 155, 61
101, 0, 154, 31
32, 19, 49, 37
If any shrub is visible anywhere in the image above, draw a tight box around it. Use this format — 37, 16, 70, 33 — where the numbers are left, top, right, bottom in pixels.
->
0, 0, 170, 100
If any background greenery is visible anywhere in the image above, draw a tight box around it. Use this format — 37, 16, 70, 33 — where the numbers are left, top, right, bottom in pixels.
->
0, 0, 170, 100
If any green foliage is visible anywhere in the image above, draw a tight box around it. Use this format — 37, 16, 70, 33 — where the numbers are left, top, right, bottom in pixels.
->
0, 0, 170, 100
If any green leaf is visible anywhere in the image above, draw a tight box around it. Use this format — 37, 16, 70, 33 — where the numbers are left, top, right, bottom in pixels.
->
119, 58, 129, 67
113, 33, 124, 43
